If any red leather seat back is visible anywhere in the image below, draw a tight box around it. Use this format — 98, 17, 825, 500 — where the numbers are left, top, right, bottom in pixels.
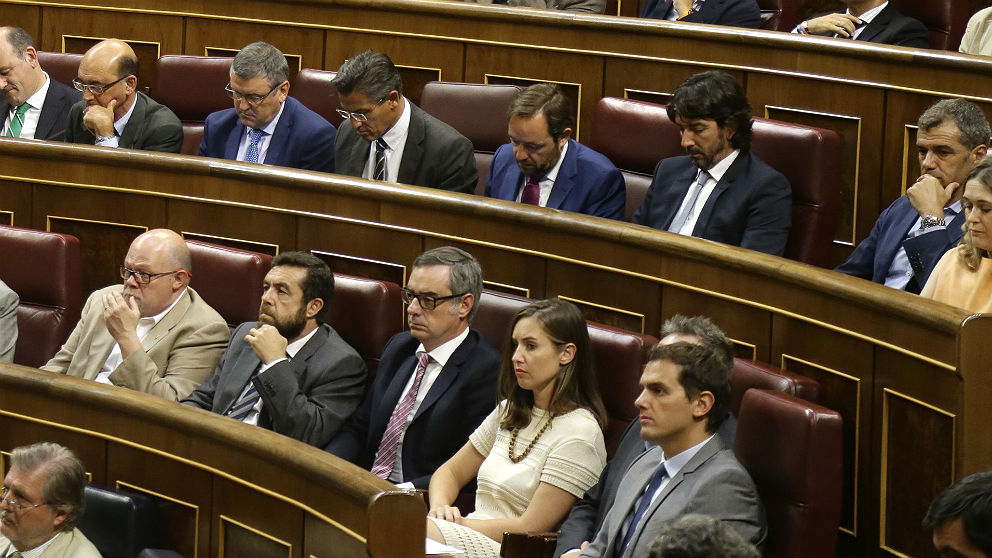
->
150, 55, 233, 155
0, 225, 81, 367
186, 240, 272, 329
291, 68, 342, 127
37, 51, 82, 88
755, 0, 797, 31
735, 389, 843, 557
889, 0, 969, 50
420, 82, 523, 195
474, 290, 533, 352
587, 322, 659, 458
750, 118, 842, 268
325, 274, 403, 382
731, 358, 820, 415
589, 97, 682, 220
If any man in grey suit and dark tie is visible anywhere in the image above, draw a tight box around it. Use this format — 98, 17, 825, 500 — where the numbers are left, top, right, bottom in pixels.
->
0, 26, 81, 141
577, 342, 765, 558
183, 252, 366, 448
331, 50, 477, 194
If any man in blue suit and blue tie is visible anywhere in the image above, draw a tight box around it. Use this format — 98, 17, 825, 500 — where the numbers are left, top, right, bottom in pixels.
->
199, 41, 336, 173
836, 99, 990, 293
486, 83, 626, 220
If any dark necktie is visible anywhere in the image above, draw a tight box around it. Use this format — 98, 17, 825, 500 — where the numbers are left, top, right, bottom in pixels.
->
521, 176, 541, 206
374, 138, 389, 181
617, 462, 668, 556
226, 364, 264, 421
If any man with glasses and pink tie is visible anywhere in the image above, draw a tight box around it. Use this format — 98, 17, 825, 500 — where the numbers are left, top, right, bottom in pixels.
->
326, 246, 500, 489
42, 229, 229, 402
65, 39, 182, 152
198, 41, 336, 173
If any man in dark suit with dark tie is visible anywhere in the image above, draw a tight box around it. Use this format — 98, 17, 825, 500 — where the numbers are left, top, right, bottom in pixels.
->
639, 0, 761, 28
486, 83, 625, 220
836, 99, 989, 293
198, 41, 336, 173
331, 50, 478, 194
791, 0, 928, 48
182, 252, 366, 448
66, 39, 183, 152
555, 315, 735, 558
326, 246, 500, 488
0, 27, 80, 141
631, 70, 792, 257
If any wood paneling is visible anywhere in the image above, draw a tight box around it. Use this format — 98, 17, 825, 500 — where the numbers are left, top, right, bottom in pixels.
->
186, 20, 323, 71
47, 217, 145, 297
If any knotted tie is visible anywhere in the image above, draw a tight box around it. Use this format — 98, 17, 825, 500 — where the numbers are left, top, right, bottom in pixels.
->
244, 128, 265, 163
617, 462, 668, 556
227, 364, 263, 422
5, 103, 30, 138
371, 352, 430, 479
520, 176, 541, 206
374, 138, 389, 181
668, 169, 711, 233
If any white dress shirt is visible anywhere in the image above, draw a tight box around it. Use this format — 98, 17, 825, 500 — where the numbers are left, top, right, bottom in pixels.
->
3, 72, 51, 139
671, 149, 740, 236
514, 141, 569, 206
235, 100, 286, 164
363, 97, 411, 183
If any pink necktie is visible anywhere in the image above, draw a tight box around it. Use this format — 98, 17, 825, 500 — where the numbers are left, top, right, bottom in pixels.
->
521, 176, 540, 205
371, 352, 431, 479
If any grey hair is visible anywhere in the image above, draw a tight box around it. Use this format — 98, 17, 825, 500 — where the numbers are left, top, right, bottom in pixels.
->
412, 246, 483, 321
231, 41, 289, 88
9, 442, 86, 531
918, 98, 991, 151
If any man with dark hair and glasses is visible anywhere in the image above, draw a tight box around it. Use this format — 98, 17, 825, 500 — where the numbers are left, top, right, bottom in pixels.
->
43, 229, 229, 401
0, 26, 81, 141
66, 38, 182, 152
924, 469, 992, 558
183, 252, 366, 448
199, 41, 336, 173
327, 246, 500, 489
0, 442, 100, 558
331, 50, 477, 194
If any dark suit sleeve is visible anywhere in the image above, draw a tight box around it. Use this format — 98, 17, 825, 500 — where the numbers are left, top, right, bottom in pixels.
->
254, 337, 367, 447
65, 102, 87, 144
835, 199, 896, 280
197, 113, 213, 157
589, 167, 626, 220
296, 122, 337, 173
181, 321, 247, 411
902, 228, 954, 287
437, 133, 478, 194
137, 103, 184, 154
888, 16, 930, 48
630, 158, 668, 226
681, 0, 760, 28
739, 168, 791, 256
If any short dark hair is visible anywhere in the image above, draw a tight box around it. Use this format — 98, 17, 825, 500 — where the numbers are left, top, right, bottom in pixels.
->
918, 98, 991, 151
1, 26, 35, 60
271, 251, 334, 323
666, 70, 753, 151
660, 315, 734, 369
9, 442, 87, 531
412, 246, 482, 321
648, 514, 761, 558
646, 341, 732, 432
923, 470, 992, 557
332, 50, 402, 100
508, 83, 574, 140
232, 41, 289, 88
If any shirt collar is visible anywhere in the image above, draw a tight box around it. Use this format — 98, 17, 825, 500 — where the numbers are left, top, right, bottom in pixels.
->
946, 199, 963, 214
248, 99, 286, 135
140, 287, 187, 327
705, 149, 740, 183
113, 93, 139, 136
381, 96, 411, 149
543, 140, 569, 184
24, 72, 51, 111
416, 326, 469, 368
286, 324, 320, 357
660, 434, 715, 479
16, 529, 61, 558
850, 1, 887, 23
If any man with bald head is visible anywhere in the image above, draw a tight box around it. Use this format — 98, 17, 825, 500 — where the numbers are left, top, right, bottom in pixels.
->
65, 39, 182, 152
42, 229, 230, 401
0, 26, 81, 141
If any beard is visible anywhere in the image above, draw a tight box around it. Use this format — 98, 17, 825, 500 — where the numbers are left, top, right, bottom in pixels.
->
258, 304, 308, 340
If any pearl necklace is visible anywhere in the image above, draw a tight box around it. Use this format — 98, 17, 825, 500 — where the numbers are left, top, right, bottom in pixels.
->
508, 413, 553, 463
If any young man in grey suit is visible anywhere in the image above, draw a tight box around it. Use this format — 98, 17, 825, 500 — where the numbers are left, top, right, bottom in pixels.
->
331, 50, 477, 194
577, 342, 765, 558
183, 252, 367, 448
0, 27, 81, 141
66, 39, 182, 152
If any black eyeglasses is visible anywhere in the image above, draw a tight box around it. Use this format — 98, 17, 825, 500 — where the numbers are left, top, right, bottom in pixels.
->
120, 266, 185, 285
72, 75, 127, 95
225, 82, 281, 106
0, 486, 48, 513
400, 288, 465, 310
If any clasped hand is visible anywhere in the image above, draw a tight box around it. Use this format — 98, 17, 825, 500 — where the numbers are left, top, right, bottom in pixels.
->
428, 505, 464, 524
806, 13, 862, 37
245, 324, 289, 364
82, 99, 118, 138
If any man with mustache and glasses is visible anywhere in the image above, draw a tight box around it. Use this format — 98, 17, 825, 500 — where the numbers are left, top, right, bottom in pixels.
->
42, 229, 229, 401
631, 71, 792, 257
183, 252, 366, 448
326, 246, 500, 489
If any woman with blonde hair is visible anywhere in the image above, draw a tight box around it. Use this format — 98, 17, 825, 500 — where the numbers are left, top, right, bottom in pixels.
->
426, 299, 608, 557
923, 156, 992, 312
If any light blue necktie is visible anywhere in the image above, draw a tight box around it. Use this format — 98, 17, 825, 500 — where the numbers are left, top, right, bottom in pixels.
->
244, 128, 265, 163
668, 169, 711, 233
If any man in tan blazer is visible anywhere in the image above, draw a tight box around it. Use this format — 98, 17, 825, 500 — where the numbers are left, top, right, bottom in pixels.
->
42, 229, 229, 401
0, 442, 101, 558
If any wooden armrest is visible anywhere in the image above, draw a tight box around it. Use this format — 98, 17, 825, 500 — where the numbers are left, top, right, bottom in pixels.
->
500, 531, 559, 558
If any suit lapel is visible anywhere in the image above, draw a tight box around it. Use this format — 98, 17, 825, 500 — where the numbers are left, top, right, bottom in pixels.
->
545, 140, 577, 210
879, 203, 924, 272
35, 85, 61, 140
692, 152, 746, 236
661, 163, 702, 230
604, 447, 664, 553
226, 119, 246, 161
265, 99, 294, 166
220, 341, 261, 413
0, 99, 10, 135
397, 104, 426, 184
140, 288, 191, 354
118, 93, 147, 149
412, 332, 475, 421
373, 354, 418, 435
856, 5, 893, 43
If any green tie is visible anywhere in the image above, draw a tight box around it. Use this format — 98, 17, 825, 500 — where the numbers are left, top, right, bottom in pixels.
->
6, 103, 30, 137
